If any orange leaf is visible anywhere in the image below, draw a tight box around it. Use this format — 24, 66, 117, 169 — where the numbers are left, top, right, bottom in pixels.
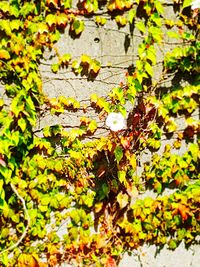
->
0, 49, 10, 60
46, 0, 59, 7
106, 256, 117, 267
178, 204, 189, 221
17, 254, 40, 267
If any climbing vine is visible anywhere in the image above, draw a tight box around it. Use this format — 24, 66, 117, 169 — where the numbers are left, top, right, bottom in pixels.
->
0, 0, 199, 266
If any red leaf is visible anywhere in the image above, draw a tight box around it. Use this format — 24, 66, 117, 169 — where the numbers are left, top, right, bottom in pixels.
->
138, 101, 146, 114
132, 113, 141, 127
106, 256, 117, 267
46, 0, 59, 7
121, 136, 131, 149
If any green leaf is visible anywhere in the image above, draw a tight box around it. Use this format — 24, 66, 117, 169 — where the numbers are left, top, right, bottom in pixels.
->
61, 53, 71, 64
146, 45, 156, 65
11, 131, 20, 146
54, 161, 63, 172
168, 239, 177, 249
188, 143, 199, 161
149, 26, 163, 43
72, 19, 85, 35
165, 118, 177, 133
89, 59, 101, 74
20, 2, 35, 17
88, 120, 97, 133
118, 170, 126, 184
154, 0, 164, 14
0, 167, 12, 183
118, 105, 126, 117
151, 12, 162, 27
57, 13, 68, 27
41, 196, 50, 206
0, 2, 9, 13
1, 19, 12, 35
70, 210, 80, 224
114, 146, 123, 163
18, 117, 26, 132
145, 62, 153, 77
63, 0, 72, 8
9, 3, 19, 18
102, 183, 109, 196
46, 14, 57, 27
136, 21, 146, 33
69, 227, 78, 240
0, 180, 5, 208
0, 252, 8, 266
11, 214, 20, 223
167, 31, 180, 39
147, 138, 161, 150
111, 87, 125, 104
43, 126, 51, 137
38, 205, 48, 212
10, 20, 21, 30
129, 9, 136, 24
50, 198, 59, 209
50, 29, 61, 43
154, 181, 162, 194
182, 0, 192, 9
51, 63, 59, 73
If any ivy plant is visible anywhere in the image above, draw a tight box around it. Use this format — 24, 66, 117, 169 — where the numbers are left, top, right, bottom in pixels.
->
0, 0, 199, 266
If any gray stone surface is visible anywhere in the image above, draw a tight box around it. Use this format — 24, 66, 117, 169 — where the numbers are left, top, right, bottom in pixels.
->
1, 1, 199, 266
119, 242, 200, 267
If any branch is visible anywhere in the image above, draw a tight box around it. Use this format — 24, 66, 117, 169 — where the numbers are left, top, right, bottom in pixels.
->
0, 183, 31, 255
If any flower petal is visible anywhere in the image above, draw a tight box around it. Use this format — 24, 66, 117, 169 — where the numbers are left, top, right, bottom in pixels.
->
191, 0, 200, 9
106, 112, 126, 131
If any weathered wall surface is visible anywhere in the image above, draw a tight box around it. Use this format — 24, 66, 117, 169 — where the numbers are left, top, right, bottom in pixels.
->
0, 1, 199, 266
38, 8, 199, 267
119, 243, 200, 267
37, 2, 199, 267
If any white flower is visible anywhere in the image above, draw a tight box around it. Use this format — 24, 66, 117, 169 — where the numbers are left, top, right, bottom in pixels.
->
106, 112, 126, 132
191, 0, 200, 9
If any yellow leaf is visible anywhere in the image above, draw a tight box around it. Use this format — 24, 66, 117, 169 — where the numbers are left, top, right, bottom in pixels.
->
88, 120, 97, 133
118, 170, 126, 184
17, 254, 40, 267
117, 192, 129, 208
81, 54, 91, 64
90, 93, 98, 103
95, 202, 103, 213
130, 154, 137, 170
0, 49, 10, 59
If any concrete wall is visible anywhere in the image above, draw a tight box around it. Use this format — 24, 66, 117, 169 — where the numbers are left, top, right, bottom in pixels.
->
38, 2, 199, 266
38, 6, 200, 265
0, 1, 199, 266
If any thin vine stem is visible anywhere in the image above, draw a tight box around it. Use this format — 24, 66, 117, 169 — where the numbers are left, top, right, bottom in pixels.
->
0, 183, 30, 256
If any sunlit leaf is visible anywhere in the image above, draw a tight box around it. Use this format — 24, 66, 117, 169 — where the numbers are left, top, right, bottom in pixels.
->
18, 117, 26, 132
0, 49, 10, 60
117, 192, 129, 208
136, 21, 146, 33
51, 63, 59, 73
114, 146, 123, 163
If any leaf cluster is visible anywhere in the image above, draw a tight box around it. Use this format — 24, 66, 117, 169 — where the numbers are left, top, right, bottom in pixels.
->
0, 0, 199, 266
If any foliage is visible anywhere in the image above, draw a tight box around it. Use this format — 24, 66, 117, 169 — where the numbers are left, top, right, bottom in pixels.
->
0, 0, 199, 266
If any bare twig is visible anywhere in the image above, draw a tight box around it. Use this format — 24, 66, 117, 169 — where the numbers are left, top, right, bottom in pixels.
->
0, 183, 30, 255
